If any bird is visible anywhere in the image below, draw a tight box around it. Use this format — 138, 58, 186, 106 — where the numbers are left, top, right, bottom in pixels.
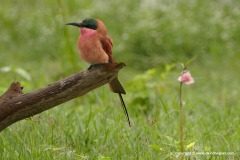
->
66, 18, 131, 127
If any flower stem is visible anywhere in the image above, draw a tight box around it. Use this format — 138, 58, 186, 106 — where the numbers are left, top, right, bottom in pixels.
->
179, 82, 184, 153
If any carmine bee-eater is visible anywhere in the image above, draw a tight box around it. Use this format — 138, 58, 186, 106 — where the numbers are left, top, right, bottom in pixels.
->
66, 18, 131, 127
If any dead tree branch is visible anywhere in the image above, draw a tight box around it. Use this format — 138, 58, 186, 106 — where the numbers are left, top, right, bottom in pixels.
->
0, 62, 125, 132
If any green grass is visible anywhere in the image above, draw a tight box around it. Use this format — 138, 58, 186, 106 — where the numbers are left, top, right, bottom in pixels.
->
0, 0, 240, 159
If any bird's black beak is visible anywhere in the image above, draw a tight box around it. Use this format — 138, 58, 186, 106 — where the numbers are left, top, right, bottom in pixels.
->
66, 22, 83, 28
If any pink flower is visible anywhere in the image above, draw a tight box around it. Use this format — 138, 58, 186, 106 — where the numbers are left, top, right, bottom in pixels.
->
178, 70, 194, 84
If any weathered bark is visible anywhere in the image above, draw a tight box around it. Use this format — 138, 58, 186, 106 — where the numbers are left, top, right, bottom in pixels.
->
0, 62, 125, 132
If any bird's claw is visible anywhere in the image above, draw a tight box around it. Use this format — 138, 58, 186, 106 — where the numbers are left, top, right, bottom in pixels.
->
88, 63, 106, 70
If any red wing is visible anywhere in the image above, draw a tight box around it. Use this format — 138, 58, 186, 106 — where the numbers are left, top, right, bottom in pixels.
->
100, 35, 114, 63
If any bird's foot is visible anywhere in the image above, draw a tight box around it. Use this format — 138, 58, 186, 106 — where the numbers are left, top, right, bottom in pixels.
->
88, 63, 106, 70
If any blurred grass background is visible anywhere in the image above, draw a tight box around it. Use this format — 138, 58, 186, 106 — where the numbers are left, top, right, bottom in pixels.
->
0, 0, 240, 159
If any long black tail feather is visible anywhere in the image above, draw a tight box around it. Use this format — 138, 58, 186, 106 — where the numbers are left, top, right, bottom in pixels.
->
118, 93, 131, 127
